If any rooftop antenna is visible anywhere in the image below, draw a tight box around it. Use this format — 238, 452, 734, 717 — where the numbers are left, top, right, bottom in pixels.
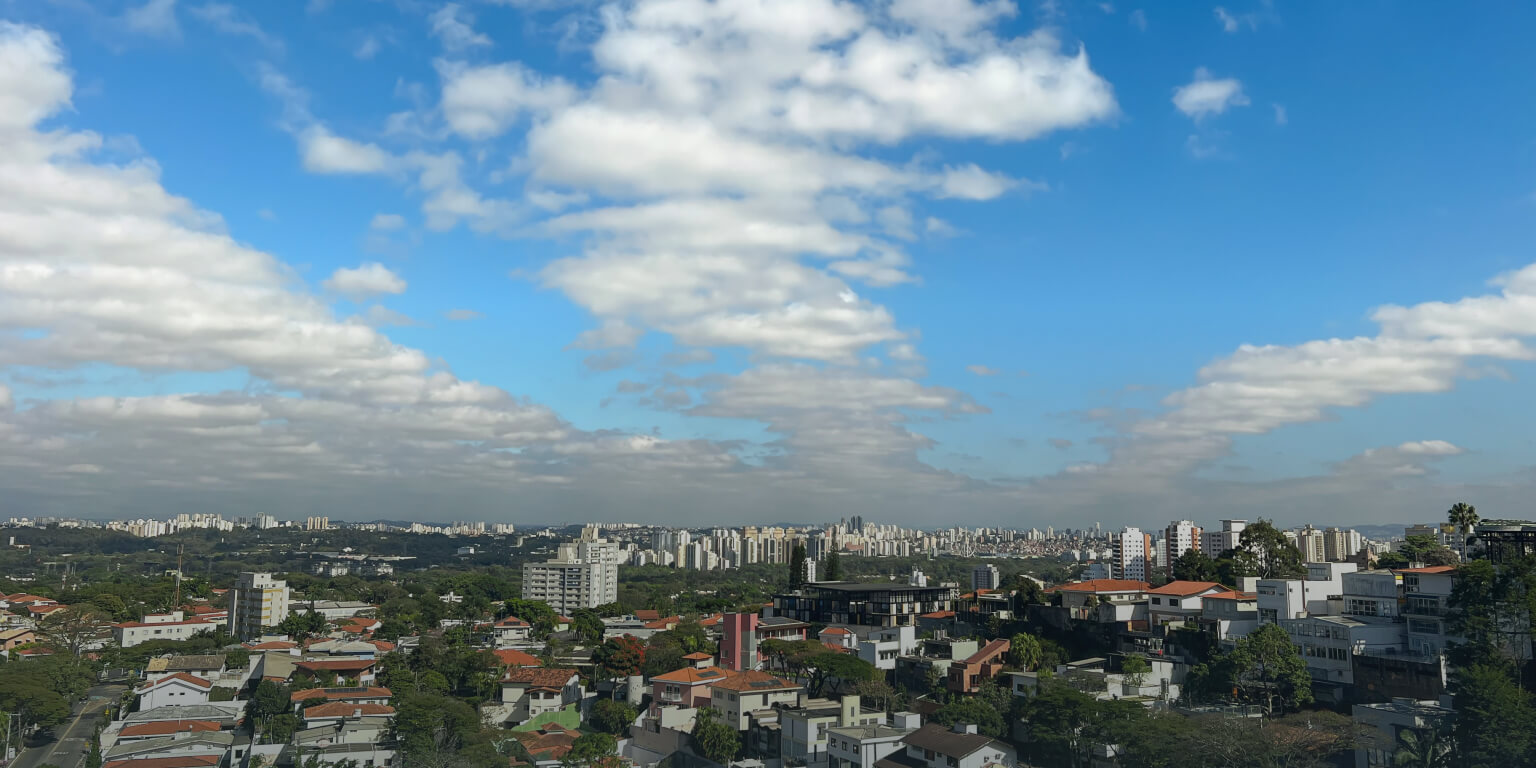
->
173, 543, 184, 608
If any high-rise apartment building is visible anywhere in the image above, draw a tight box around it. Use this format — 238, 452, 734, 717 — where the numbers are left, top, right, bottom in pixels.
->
521, 539, 620, 615
1163, 520, 1202, 578
1294, 526, 1327, 564
1201, 519, 1246, 557
305, 516, 328, 531
971, 564, 1000, 592
1111, 528, 1154, 582
1322, 527, 1362, 562
228, 572, 291, 640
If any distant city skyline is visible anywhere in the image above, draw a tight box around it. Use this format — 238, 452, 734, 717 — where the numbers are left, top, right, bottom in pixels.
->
2, 5, 1536, 526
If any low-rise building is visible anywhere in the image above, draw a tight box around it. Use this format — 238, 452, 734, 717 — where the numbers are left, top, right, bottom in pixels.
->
501, 667, 584, 725
112, 612, 219, 648
780, 696, 886, 767
650, 665, 734, 709
1146, 582, 1230, 630
1395, 566, 1458, 658
879, 723, 1015, 768
134, 673, 213, 710
828, 713, 920, 768
946, 638, 1009, 695
773, 583, 959, 628
1352, 698, 1453, 768
710, 670, 803, 731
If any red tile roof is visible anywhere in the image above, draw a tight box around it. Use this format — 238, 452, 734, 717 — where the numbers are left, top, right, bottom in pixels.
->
295, 659, 376, 673
682, 652, 714, 660
634, 610, 661, 621
650, 666, 734, 684
246, 641, 298, 650
919, 610, 956, 619
1147, 581, 1228, 597
291, 686, 392, 703
1202, 591, 1256, 601
1056, 579, 1150, 593
105, 757, 222, 768
708, 670, 798, 692
493, 649, 542, 668
699, 614, 723, 627
643, 616, 682, 629
503, 667, 579, 687
302, 702, 396, 718
137, 673, 213, 692
963, 638, 1009, 665
1394, 566, 1457, 574
496, 616, 531, 627
118, 720, 222, 738
819, 627, 853, 635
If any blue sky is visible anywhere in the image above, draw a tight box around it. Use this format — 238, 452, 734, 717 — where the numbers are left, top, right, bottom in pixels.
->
0, 0, 1533, 527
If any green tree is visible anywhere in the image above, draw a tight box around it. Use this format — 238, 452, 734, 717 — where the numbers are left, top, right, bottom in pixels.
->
1224, 623, 1313, 715
1120, 654, 1150, 690
1234, 520, 1306, 579
691, 707, 740, 764
1447, 502, 1479, 561
789, 543, 808, 589
1171, 549, 1218, 583
803, 651, 880, 697
824, 545, 843, 581
593, 635, 646, 696
1011, 575, 1045, 611
1400, 535, 1458, 568
571, 610, 605, 646
37, 604, 111, 658
563, 733, 617, 768
589, 698, 638, 735
248, 680, 290, 728
1008, 633, 1043, 671
1393, 723, 1453, 768
1452, 663, 1535, 765
852, 679, 905, 713
276, 609, 328, 642
932, 696, 1006, 739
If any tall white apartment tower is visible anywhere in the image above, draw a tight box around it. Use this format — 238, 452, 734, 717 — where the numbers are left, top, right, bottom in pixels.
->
1164, 521, 1203, 578
228, 572, 291, 640
522, 539, 621, 615
1111, 528, 1154, 582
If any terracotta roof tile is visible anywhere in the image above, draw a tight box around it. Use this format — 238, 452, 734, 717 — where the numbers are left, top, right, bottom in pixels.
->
1147, 581, 1228, 597
708, 670, 798, 692
118, 720, 221, 738
650, 666, 734, 684
1056, 579, 1150, 593
504, 667, 578, 687
493, 649, 542, 668
291, 686, 392, 702
302, 702, 396, 718
137, 673, 213, 692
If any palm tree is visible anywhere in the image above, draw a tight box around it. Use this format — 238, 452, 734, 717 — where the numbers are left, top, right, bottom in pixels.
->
1394, 724, 1453, 768
1446, 502, 1479, 561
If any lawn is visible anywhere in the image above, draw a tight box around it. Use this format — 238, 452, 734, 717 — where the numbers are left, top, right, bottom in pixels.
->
511, 704, 584, 732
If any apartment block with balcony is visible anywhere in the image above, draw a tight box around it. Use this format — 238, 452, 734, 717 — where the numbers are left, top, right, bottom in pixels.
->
1395, 566, 1458, 657
228, 573, 291, 641
1340, 571, 1402, 621
773, 583, 958, 628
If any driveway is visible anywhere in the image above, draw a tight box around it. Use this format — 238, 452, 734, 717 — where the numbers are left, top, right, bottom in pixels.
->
9, 683, 127, 768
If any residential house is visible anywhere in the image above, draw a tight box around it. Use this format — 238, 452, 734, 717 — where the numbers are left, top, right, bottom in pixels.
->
135, 673, 213, 710
291, 686, 393, 710
650, 665, 734, 709
492, 615, 533, 645
879, 724, 1015, 768
300, 701, 396, 728
1053, 580, 1150, 623
857, 626, 919, 671
946, 639, 1009, 695
500, 667, 584, 724
710, 670, 803, 731
828, 712, 921, 768
102, 732, 238, 768
1146, 582, 1230, 630
145, 654, 226, 682
780, 695, 886, 767
1341, 571, 1403, 621
293, 657, 378, 686
300, 601, 377, 621
492, 648, 542, 669
1198, 591, 1259, 647
114, 719, 223, 743
0, 628, 36, 654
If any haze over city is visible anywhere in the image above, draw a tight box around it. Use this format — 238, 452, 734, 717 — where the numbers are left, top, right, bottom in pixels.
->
2, 1, 1535, 526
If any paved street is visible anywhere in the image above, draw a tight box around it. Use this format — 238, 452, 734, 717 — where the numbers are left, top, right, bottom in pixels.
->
10, 684, 126, 768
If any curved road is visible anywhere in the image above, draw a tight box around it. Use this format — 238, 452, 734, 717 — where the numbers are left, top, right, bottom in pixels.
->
10, 683, 126, 768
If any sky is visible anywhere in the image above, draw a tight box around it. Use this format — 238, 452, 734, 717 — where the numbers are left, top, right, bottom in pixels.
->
0, 0, 1534, 529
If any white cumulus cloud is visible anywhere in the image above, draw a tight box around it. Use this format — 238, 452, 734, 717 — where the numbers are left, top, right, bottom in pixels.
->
323, 263, 407, 299
1173, 67, 1249, 120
